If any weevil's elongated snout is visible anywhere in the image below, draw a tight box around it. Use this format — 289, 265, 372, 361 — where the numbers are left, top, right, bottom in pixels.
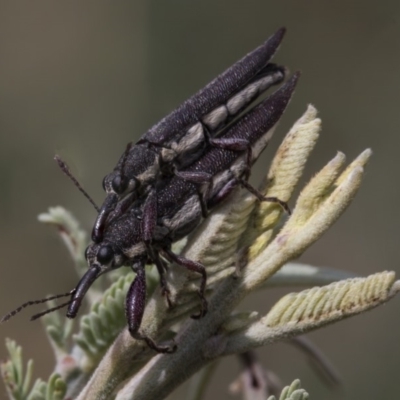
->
66, 265, 101, 318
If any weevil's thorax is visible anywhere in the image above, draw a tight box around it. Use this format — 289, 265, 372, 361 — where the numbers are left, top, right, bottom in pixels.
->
102, 211, 148, 263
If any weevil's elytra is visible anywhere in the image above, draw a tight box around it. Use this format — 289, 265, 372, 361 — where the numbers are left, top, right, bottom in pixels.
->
95, 63, 286, 241
93, 29, 288, 243
141, 29, 286, 145
2, 29, 299, 354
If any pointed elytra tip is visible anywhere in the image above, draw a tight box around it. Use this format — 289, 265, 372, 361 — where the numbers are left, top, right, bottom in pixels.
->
275, 27, 287, 39
275, 71, 301, 99
263, 27, 287, 52
290, 71, 301, 87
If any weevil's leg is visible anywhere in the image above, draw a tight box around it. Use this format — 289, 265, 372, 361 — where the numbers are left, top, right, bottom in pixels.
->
126, 263, 176, 353
146, 246, 173, 308
208, 177, 290, 215
162, 248, 208, 319
141, 190, 174, 306
134, 332, 177, 354
211, 137, 254, 181
107, 191, 136, 223
91, 193, 118, 242
173, 123, 213, 216
175, 170, 213, 217
208, 178, 238, 208
203, 119, 249, 153
208, 133, 254, 181
142, 189, 158, 242
239, 179, 291, 214
223, 134, 289, 212
210, 127, 289, 213
141, 190, 173, 306
92, 174, 139, 243
208, 137, 248, 151
125, 265, 146, 338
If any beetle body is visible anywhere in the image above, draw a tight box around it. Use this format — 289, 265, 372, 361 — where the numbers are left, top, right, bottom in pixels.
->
93, 29, 287, 243
68, 74, 299, 352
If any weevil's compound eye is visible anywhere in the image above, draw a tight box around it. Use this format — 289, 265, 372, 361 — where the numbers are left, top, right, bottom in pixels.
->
97, 245, 114, 265
112, 174, 128, 194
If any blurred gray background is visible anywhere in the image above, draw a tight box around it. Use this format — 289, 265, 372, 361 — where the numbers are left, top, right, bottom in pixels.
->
1, 1, 400, 399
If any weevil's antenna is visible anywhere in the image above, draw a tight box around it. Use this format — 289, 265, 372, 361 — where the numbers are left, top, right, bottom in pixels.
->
54, 155, 100, 212
1, 290, 74, 323
30, 299, 74, 320
119, 141, 133, 178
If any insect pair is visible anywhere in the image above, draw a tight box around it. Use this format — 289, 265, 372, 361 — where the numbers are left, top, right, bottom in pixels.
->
2, 28, 299, 353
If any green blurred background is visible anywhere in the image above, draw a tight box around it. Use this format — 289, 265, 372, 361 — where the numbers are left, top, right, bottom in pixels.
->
1, 1, 400, 398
